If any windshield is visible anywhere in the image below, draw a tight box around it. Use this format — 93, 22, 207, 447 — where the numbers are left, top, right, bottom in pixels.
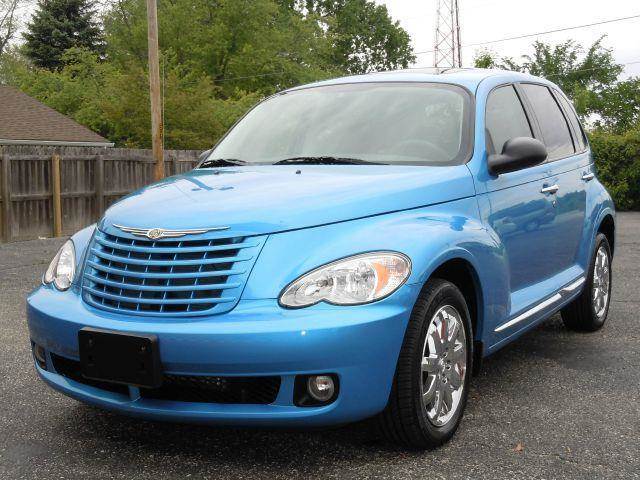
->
206, 82, 473, 166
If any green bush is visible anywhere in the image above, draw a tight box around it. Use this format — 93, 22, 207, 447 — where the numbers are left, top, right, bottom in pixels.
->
589, 130, 640, 211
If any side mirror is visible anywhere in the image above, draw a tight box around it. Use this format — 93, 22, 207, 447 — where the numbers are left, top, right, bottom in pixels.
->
487, 137, 547, 175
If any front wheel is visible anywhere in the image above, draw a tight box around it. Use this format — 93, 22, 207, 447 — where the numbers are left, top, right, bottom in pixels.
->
377, 279, 473, 449
561, 233, 613, 332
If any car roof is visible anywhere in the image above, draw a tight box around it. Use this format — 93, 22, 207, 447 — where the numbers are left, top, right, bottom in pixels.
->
286, 68, 556, 94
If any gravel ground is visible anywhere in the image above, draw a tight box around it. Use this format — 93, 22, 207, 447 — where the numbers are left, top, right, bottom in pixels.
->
1, 213, 639, 479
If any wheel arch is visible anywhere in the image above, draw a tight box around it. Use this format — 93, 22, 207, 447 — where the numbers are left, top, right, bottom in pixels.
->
417, 253, 488, 376
421, 247, 487, 341
597, 213, 616, 257
429, 257, 484, 343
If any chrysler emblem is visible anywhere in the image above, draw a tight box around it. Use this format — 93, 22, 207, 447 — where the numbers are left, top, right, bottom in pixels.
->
113, 224, 229, 239
146, 228, 164, 240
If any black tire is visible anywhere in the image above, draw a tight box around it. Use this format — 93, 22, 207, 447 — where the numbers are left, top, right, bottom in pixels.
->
561, 233, 612, 332
376, 279, 473, 449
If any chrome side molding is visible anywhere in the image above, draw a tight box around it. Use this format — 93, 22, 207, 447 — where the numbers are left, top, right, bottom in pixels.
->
561, 277, 586, 294
495, 294, 562, 333
495, 276, 585, 333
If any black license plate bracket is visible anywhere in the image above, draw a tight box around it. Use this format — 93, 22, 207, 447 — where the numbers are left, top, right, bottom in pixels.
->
78, 327, 162, 388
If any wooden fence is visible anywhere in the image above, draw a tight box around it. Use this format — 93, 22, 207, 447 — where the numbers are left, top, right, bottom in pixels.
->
0, 146, 202, 243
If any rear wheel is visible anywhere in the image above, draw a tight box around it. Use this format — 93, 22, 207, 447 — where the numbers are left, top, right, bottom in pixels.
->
377, 279, 472, 449
561, 233, 612, 332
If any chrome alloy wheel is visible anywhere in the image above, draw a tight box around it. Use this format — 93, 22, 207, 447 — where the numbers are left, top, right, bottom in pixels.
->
421, 305, 467, 427
592, 245, 611, 319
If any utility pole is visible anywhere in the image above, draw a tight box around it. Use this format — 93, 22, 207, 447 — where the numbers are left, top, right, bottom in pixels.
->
434, 0, 462, 69
146, 0, 164, 181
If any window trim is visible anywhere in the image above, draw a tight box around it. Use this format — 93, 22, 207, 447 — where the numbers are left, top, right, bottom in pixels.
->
513, 83, 544, 141
549, 87, 578, 152
517, 82, 577, 163
551, 87, 589, 154
484, 82, 538, 155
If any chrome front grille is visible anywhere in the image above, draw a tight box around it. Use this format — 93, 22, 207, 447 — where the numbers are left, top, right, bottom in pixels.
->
82, 229, 264, 316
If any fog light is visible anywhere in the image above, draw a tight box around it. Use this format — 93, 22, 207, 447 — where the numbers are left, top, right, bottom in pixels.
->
307, 375, 335, 402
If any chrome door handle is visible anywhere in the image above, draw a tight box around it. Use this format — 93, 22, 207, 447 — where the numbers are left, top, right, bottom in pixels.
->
540, 184, 559, 194
582, 172, 595, 181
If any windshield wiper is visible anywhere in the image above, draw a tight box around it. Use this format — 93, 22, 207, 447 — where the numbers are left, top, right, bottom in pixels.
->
199, 158, 248, 168
273, 156, 385, 166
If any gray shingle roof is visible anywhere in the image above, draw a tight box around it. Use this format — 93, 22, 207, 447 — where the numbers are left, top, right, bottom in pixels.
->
0, 86, 113, 146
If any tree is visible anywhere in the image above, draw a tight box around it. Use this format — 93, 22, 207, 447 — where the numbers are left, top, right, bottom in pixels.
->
103, 0, 336, 96
296, 0, 415, 74
23, 0, 104, 70
103, 0, 415, 90
7, 0, 415, 148
473, 49, 498, 69
590, 130, 640, 210
473, 38, 623, 119
595, 78, 640, 133
4, 47, 263, 148
0, 0, 22, 56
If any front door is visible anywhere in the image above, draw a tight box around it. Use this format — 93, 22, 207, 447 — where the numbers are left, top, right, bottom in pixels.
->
480, 84, 563, 292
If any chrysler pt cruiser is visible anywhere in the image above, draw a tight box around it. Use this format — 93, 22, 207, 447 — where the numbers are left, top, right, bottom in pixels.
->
27, 69, 615, 449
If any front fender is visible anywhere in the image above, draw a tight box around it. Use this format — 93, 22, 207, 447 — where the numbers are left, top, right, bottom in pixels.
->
243, 197, 509, 341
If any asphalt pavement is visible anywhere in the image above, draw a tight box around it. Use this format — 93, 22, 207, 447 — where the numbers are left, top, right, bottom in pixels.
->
1, 213, 639, 479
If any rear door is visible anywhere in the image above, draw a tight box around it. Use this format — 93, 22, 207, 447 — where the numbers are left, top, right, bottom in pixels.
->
553, 89, 593, 267
519, 83, 587, 278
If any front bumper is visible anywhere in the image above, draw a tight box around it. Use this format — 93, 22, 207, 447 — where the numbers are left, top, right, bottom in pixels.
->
27, 284, 420, 427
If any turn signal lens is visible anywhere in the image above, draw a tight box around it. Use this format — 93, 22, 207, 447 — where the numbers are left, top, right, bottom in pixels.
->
279, 252, 411, 308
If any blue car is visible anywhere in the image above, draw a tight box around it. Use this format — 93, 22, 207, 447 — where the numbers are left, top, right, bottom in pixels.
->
27, 68, 615, 449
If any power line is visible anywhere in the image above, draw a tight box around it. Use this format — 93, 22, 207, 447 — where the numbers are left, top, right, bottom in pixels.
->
217, 59, 640, 85
545, 60, 640, 78
399, 59, 640, 74
415, 13, 640, 56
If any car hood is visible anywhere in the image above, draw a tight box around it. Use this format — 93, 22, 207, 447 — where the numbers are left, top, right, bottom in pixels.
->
100, 165, 475, 237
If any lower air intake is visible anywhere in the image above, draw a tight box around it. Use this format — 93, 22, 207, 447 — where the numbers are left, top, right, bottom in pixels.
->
141, 374, 281, 405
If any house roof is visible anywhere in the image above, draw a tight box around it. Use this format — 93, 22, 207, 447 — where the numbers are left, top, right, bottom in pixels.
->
0, 86, 113, 147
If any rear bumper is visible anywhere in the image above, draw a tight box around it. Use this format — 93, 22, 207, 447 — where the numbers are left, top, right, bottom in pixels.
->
27, 284, 420, 427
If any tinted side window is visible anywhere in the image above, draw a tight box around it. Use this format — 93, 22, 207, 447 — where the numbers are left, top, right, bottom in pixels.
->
485, 85, 533, 154
521, 84, 574, 160
556, 92, 587, 152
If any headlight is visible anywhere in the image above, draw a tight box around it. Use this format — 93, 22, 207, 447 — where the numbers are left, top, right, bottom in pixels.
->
43, 240, 76, 290
279, 252, 411, 308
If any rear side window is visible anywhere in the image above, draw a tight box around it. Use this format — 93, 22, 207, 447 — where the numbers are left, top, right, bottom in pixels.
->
485, 85, 533, 154
555, 92, 587, 152
521, 84, 575, 161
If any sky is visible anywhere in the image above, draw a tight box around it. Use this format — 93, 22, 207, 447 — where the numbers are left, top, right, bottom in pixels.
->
376, 0, 640, 79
